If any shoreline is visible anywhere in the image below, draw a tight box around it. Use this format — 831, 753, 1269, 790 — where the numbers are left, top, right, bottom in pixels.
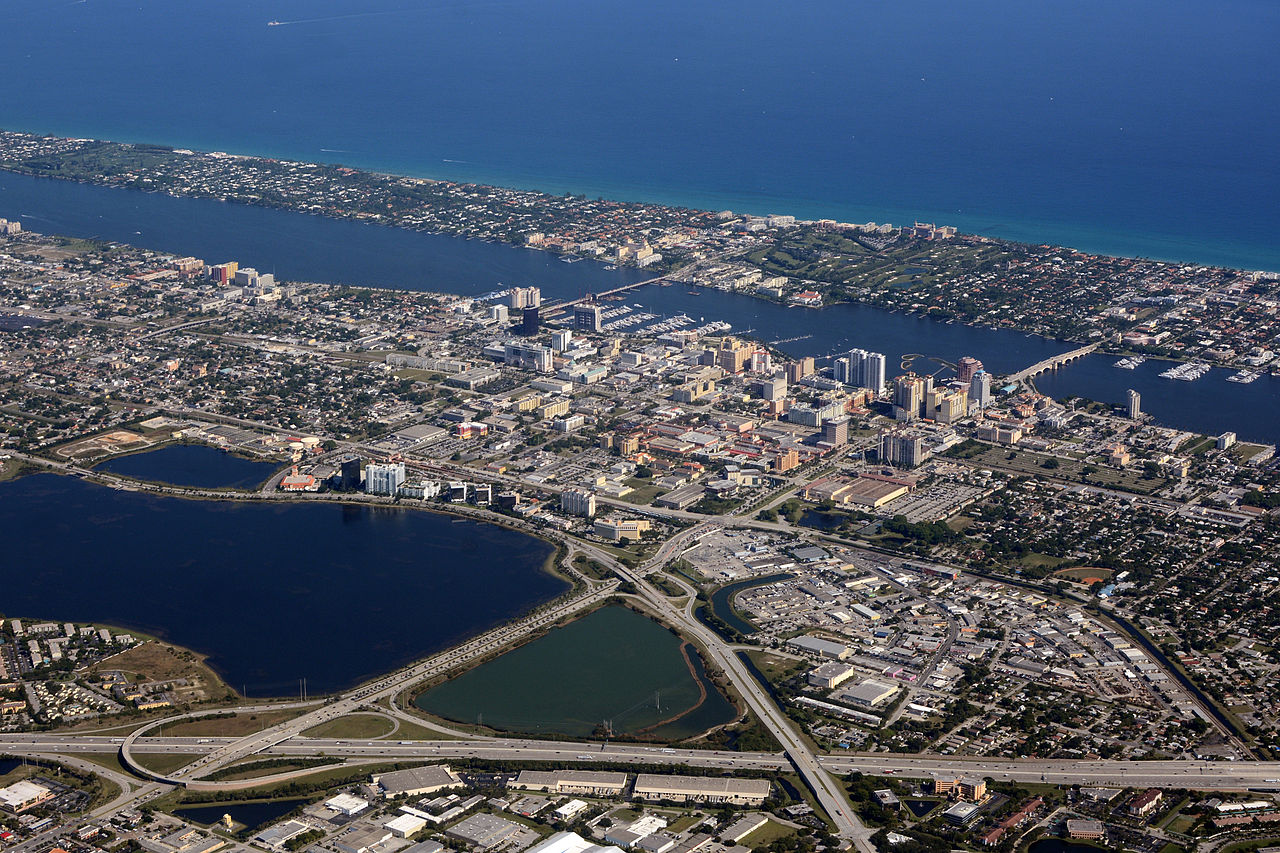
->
2, 131, 1277, 374
1, 124, 1275, 273
4, 462, 574, 703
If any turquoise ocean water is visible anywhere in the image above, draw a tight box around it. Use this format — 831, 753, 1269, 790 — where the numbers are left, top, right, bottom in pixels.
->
0, 0, 1277, 270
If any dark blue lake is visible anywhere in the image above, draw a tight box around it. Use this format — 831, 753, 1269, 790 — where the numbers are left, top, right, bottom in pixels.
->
0, 474, 566, 696
173, 798, 308, 831
95, 444, 281, 490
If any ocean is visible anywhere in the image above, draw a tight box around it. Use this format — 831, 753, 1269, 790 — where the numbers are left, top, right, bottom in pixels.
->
0, 0, 1277, 270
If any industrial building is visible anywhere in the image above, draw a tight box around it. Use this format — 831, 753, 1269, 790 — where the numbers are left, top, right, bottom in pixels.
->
632, 774, 771, 806
445, 813, 523, 848
371, 765, 462, 798
511, 770, 628, 797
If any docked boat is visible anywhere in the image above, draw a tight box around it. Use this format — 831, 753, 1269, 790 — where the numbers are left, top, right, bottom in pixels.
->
1114, 355, 1146, 369
1227, 369, 1261, 384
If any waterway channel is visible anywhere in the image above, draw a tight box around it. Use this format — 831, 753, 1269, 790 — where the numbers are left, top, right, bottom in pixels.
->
3, 172, 1274, 445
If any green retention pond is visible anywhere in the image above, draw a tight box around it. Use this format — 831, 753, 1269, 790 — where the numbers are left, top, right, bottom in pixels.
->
415, 605, 737, 740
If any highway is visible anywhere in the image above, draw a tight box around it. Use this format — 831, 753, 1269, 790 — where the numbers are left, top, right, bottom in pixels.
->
119, 579, 619, 784
8, 734, 1280, 792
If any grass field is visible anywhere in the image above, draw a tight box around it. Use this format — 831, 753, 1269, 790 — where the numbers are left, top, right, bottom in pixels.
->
135, 752, 198, 775
960, 444, 1166, 494
302, 714, 395, 740
76, 752, 132, 776
88, 640, 234, 703
742, 820, 797, 848
161, 708, 304, 738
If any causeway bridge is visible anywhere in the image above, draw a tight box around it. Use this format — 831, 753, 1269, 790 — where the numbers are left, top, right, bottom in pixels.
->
1007, 342, 1100, 385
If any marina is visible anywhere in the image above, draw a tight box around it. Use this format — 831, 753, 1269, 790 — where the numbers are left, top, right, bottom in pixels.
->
1227, 369, 1261, 384
1159, 362, 1211, 381
1114, 355, 1146, 369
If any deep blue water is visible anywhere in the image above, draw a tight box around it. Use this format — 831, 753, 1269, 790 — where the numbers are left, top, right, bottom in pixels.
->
96, 444, 281, 490
173, 799, 308, 831
0, 172, 647, 300
0, 0, 1277, 270
0, 474, 566, 696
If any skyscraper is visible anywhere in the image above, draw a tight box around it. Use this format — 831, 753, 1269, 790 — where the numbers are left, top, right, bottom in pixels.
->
365, 461, 406, 496
970, 370, 992, 409
845, 348, 887, 393
1126, 388, 1142, 420
957, 356, 983, 383
893, 374, 925, 420
573, 303, 603, 333
520, 305, 540, 336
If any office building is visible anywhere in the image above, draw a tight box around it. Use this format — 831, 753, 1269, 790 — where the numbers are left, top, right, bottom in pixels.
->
926, 387, 969, 424
970, 370, 991, 409
956, 356, 983, 383
760, 375, 787, 401
504, 342, 554, 372
560, 488, 596, 518
573, 303, 603, 333
520, 305, 541, 336
365, 462, 406, 496
632, 775, 771, 807
822, 417, 849, 445
1126, 388, 1142, 420
339, 456, 362, 491
716, 337, 752, 374
488, 304, 509, 323
552, 329, 573, 352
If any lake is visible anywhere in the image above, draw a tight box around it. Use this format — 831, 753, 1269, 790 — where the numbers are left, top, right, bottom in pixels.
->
0, 473, 566, 696
95, 444, 281, 490
173, 798, 309, 832
415, 605, 737, 740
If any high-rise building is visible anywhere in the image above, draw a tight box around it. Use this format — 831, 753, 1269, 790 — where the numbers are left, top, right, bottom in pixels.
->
365, 461, 406, 496
846, 348, 887, 394
488, 304, 509, 324
750, 349, 772, 374
822, 417, 849, 445
552, 329, 573, 352
925, 387, 969, 424
573, 303, 603, 333
970, 370, 992, 409
338, 456, 362, 491
879, 430, 929, 468
508, 286, 541, 310
716, 338, 752, 374
893, 374, 926, 420
785, 357, 815, 383
833, 357, 851, 385
1126, 389, 1142, 420
560, 488, 597, 518
520, 305, 540, 336
957, 356, 984, 383
760, 375, 788, 401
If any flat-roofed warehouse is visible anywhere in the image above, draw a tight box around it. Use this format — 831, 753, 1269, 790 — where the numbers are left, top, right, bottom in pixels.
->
633, 774, 771, 806
446, 813, 523, 849
372, 765, 462, 798
512, 770, 628, 797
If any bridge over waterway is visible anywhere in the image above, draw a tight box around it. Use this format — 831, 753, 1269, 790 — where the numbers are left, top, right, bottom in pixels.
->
1006, 343, 1100, 385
